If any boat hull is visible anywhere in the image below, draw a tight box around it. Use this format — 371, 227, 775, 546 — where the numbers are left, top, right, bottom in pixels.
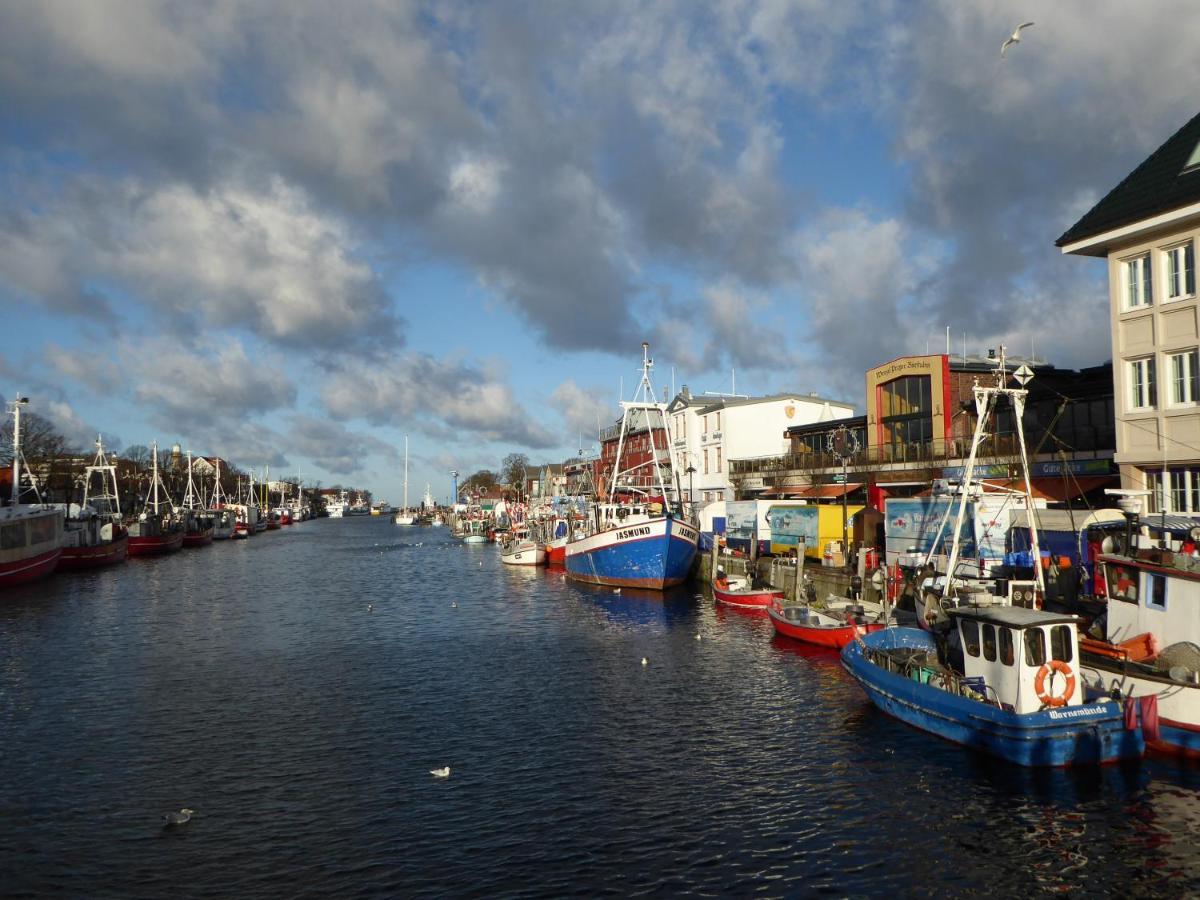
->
501, 543, 546, 566
128, 531, 185, 556
59, 536, 128, 570
0, 546, 62, 586
1079, 656, 1200, 759
842, 629, 1144, 767
565, 516, 698, 590
714, 585, 784, 608
546, 538, 567, 567
182, 528, 214, 548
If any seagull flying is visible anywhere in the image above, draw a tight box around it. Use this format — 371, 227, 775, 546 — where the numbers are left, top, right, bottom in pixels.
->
430, 767, 451, 778
162, 808, 194, 826
1000, 21, 1034, 57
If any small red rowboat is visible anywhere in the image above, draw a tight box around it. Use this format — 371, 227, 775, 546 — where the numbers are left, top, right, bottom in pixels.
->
768, 603, 887, 649
714, 580, 785, 609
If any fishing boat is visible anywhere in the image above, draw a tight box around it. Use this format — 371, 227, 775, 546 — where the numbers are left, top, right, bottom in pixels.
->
842, 606, 1144, 766
500, 529, 546, 566
565, 344, 698, 590
0, 396, 64, 586
1074, 511, 1200, 759
126, 442, 184, 556
207, 459, 236, 540
58, 435, 128, 570
394, 436, 417, 526
179, 451, 214, 548
326, 490, 349, 519
461, 519, 488, 544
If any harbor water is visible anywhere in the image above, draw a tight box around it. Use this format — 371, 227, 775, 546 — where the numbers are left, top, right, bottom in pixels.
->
2, 517, 1199, 897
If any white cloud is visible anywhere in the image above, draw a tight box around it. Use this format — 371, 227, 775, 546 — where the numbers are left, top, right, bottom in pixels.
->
322, 353, 559, 449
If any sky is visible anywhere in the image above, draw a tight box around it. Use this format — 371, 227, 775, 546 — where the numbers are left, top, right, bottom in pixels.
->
2, 1, 1198, 505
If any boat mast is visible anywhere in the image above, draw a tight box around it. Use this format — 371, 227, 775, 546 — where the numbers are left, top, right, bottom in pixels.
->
610, 343, 675, 508
149, 441, 161, 516
404, 435, 409, 511
82, 434, 122, 521
940, 347, 1045, 596
211, 459, 225, 507
9, 395, 23, 505
183, 450, 200, 510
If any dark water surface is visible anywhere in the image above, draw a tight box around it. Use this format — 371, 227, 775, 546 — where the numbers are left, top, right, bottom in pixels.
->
2, 517, 1199, 897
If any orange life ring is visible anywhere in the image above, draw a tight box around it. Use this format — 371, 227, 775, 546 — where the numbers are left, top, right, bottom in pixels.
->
1034, 660, 1076, 707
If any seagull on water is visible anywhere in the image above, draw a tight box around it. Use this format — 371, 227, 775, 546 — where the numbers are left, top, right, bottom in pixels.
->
641, 657, 648, 666
613, 588, 621, 594
430, 767, 451, 778
1000, 21, 1034, 57
162, 808, 194, 826
451, 601, 458, 608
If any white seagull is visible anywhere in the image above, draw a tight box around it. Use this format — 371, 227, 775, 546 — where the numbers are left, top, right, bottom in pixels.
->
430, 767, 451, 778
1000, 21, 1034, 57
641, 657, 648, 666
162, 808, 194, 826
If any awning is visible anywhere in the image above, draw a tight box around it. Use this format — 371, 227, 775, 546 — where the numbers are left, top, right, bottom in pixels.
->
761, 488, 808, 498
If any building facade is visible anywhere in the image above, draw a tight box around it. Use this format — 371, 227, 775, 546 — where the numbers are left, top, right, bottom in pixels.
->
1059, 109, 1200, 516
667, 387, 855, 504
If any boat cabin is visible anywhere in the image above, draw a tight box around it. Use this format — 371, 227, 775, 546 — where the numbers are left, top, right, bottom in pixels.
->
1100, 552, 1200, 649
950, 606, 1084, 715
594, 501, 665, 529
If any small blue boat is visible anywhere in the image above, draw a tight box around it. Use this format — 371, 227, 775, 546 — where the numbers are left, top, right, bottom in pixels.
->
841, 606, 1144, 767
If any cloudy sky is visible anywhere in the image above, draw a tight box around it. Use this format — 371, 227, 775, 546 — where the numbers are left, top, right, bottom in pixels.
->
2, 1, 1196, 503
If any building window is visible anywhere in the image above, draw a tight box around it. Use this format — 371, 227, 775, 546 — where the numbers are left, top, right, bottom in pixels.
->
1124, 253, 1152, 308
702, 416, 708, 435
1169, 350, 1199, 405
879, 374, 933, 460
1156, 467, 1200, 514
716, 448, 722, 473
703, 449, 709, 474
1129, 357, 1157, 409
715, 412, 721, 431
1165, 242, 1195, 300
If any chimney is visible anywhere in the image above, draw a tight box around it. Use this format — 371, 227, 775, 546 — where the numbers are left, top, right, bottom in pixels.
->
682, 384, 691, 400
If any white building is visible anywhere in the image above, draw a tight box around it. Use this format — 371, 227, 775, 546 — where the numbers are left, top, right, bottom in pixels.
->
667, 387, 855, 504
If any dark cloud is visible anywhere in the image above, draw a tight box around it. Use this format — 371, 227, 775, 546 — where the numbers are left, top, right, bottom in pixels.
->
322, 352, 559, 450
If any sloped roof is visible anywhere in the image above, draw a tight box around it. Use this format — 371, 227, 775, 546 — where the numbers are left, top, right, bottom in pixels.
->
1058, 109, 1200, 252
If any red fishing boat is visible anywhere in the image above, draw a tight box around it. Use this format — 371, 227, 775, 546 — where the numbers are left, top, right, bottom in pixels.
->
127, 441, 185, 557
768, 602, 886, 649
56, 435, 128, 570
0, 397, 65, 586
546, 534, 567, 567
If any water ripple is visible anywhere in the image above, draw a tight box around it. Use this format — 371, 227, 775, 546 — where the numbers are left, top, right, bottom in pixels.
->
1, 518, 1199, 896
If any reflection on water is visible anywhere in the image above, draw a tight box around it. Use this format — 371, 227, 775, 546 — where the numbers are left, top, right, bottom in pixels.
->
1, 516, 1200, 896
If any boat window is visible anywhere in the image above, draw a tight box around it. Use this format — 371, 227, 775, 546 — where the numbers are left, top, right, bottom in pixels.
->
0, 522, 27, 550
1000, 628, 1015, 666
1146, 572, 1167, 611
982, 624, 997, 662
1108, 565, 1138, 603
1050, 625, 1074, 663
961, 620, 980, 657
1024, 629, 1046, 667
29, 514, 57, 545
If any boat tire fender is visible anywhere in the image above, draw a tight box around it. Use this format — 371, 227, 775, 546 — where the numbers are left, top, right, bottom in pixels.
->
1034, 660, 1076, 708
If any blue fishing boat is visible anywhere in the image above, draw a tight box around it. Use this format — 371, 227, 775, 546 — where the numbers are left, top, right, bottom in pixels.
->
564, 343, 698, 591
841, 606, 1144, 767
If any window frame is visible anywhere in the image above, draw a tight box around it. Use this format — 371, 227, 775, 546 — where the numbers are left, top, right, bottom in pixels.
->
1146, 572, 1168, 611
1129, 356, 1158, 410
1164, 241, 1195, 301
1169, 349, 1199, 406
1124, 252, 1153, 309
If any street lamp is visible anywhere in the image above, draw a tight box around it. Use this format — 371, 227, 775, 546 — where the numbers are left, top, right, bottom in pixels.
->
685, 465, 696, 512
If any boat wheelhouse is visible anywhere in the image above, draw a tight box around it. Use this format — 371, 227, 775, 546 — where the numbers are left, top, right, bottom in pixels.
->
1076, 524, 1200, 759
842, 605, 1143, 766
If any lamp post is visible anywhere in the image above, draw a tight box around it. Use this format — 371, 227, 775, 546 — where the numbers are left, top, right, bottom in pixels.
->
686, 464, 696, 513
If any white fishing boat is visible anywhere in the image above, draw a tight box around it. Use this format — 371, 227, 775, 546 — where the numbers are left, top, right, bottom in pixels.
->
207, 458, 236, 540
500, 526, 546, 566
326, 490, 350, 519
